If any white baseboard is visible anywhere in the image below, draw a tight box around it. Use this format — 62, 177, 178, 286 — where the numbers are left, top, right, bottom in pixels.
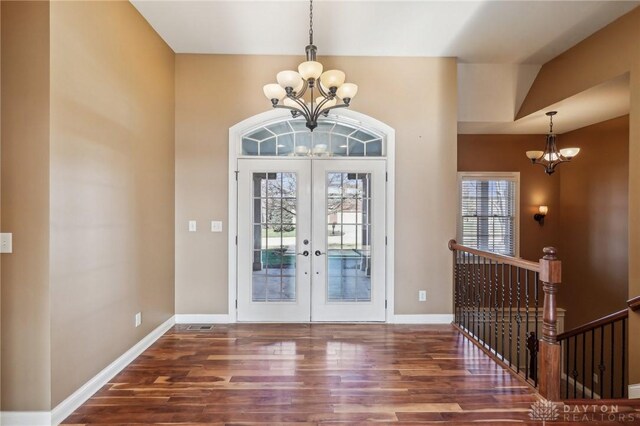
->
391, 314, 454, 324
175, 314, 233, 324
49, 315, 175, 425
630, 383, 640, 399
0, 411, 51, 426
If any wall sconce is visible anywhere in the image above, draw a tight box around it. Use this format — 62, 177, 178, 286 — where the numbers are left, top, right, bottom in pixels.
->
534, 205, 548, 225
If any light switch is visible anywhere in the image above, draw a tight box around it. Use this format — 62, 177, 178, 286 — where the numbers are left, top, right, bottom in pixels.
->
0, 233, 12, 254
211, 221, 223, 232
188, 220, 197, 232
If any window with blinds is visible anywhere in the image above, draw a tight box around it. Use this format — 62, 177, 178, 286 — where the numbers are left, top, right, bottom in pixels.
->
459, 173, 519, 256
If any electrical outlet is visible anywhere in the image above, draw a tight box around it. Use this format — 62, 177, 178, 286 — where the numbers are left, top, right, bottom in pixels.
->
211, 221, 223, 232
188, 220, 197, 232
0, 233, 13, 254
135, 312, 142, 327
418, 290, 427, 302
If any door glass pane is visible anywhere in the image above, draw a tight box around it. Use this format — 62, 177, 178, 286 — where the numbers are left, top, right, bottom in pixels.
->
326, 172, 372, 302
252, 172, 297, 302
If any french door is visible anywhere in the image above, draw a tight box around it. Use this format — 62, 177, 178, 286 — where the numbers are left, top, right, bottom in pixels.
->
237, 158, 386, 322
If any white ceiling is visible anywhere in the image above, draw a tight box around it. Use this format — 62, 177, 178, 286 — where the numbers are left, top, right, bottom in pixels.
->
458, 73, 630, 134
131, 0, 638, 64
131, 0, 637, 133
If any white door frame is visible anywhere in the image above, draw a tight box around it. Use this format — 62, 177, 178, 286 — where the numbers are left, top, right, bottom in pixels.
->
228, 109, 396, 322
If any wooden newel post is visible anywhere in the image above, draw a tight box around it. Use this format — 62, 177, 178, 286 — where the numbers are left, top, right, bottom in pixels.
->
538, 247, 562, 401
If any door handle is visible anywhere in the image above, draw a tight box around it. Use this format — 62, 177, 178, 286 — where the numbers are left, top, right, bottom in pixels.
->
297, 250, 309, 257
315, 250, 326, 256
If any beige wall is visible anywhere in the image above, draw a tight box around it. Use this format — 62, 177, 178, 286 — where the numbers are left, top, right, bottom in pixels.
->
1, 1, 52, 411
1, 1, 175, 411
458, 116, 629, 331
457, 134, 562, 262
49, 1, 175, 406
175, 55, 458, 316
517, 6, 640, 384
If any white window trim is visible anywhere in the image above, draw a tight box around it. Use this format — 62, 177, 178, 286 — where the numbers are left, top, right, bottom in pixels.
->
456, 172, 521, 258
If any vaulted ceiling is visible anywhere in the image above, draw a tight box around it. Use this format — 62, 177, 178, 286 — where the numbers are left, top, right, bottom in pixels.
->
132, 0, 638, 133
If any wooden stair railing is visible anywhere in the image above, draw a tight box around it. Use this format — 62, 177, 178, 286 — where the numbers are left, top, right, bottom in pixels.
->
558, 309, 628, 399
449, 240, 562, 400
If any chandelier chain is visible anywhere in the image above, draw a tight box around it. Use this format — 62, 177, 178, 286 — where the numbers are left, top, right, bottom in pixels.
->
309, 0, 314, 45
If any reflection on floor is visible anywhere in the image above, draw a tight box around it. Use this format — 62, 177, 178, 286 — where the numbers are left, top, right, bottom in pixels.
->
58, 323, 629, 425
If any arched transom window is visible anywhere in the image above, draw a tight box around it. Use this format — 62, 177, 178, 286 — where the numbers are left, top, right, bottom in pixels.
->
241, 119, 385, 157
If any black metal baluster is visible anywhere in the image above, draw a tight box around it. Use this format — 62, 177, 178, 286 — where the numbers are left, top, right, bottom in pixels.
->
591, 328, 595, 399
454, 251, 458, 324
599, 325, 605, 398
572, 335, 578, 398
534, 271, 539, 387
582, 333, 586, 398
494, 260, 500, 359
455, 250, 462, 326
482, 257, 487, 347
501, 263, 506, 362
610, 322, 615, 398
508, 265, 513, 368
465, 252, 470, 332
525, 270, 530, 381
516, 267, 522, 374
565, 339, 570, 399
485, 259, 493, 348
460, 251, 465, 326
473, 254, 478, 338
455, 250, 460, 324
622, 317, 626, 398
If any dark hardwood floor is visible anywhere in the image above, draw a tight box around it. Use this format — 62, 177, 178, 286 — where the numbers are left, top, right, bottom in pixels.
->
62, 323, 640, 425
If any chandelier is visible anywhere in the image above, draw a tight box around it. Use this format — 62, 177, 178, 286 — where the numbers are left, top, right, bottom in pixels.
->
526, 111, 580, 175
262, 0, 358, 131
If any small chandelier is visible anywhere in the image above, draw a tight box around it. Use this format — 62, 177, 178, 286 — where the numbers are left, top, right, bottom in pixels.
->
526, 111, 580, 175
262, 0, 358, 131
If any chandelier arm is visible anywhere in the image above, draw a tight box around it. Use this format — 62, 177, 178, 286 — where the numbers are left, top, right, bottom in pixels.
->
316, 79, 334, 99
288, 94, 313, 118
314, 95, 332, 111
294, 80, 309, 99
273, 104, 310, 121
319, 103, 349, 115
311, 96, 335, 122
532, 159, 552, 170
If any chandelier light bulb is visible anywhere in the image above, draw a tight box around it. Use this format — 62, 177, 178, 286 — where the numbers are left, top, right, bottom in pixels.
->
337, 83, 358, 101
277, 70, 303, 90
526, 150, 543, 160
298, 61, 323, 80
320, 70, 346, 89
560, 147, 580, 159
263, 84, 286, 101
